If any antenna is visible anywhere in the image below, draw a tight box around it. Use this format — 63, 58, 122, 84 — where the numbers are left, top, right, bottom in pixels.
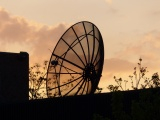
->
46, 21, 104, 97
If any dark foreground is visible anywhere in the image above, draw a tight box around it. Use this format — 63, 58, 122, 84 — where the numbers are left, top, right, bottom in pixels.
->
1, 88, 160, 120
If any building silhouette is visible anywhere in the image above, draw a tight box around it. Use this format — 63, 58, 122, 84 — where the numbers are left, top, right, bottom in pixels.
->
0, 52, 29, 103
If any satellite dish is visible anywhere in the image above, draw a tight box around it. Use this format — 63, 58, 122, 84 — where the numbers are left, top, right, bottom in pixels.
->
46, 21, 104, 97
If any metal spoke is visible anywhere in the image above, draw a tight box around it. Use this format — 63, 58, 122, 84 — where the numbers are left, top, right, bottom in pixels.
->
92, 39, 100, 65
63, 78, 84, 96
48, 75, 83, 90
94, 57, 100, 68
86, 78, 90, 94
74, 79, 86, 95
72, 27, 88, 65
52, 53, 84, 70
83, 22, 90, 64
61, 38, 86, 67
90, 25, 96, 64
57, 30, 93, 65
81, 79, 87, 95
57, 59, 82, 78
48, 72, 82, 74
54, 67, 61, 96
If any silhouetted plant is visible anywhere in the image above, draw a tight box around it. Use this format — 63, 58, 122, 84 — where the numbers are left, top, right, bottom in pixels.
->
29, 61, 48, 99
95, 87, 103, 93
107, 58, 160, 91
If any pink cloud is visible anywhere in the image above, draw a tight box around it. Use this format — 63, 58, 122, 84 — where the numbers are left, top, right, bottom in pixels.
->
114, 31, 160, 62
0, 7, 69, 64
103, 58, 134, 72
101, 58, 135, 83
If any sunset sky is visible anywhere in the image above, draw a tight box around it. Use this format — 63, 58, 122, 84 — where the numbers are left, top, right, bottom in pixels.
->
0, 0, 160, 92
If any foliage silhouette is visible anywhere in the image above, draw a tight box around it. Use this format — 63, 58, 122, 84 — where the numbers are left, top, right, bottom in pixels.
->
107, 58, 160, 92
29, 61, 48, 99
93, 58, 160, 120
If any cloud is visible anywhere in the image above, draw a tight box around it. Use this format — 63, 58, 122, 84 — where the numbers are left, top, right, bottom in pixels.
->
151, 10, 160, 16
113, 30, 160, 72
101, 58, 135, 82
0, 7, 69, 65
105, 0, 112, 4
103, 58, 134, 72
121, 31, 159, 57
